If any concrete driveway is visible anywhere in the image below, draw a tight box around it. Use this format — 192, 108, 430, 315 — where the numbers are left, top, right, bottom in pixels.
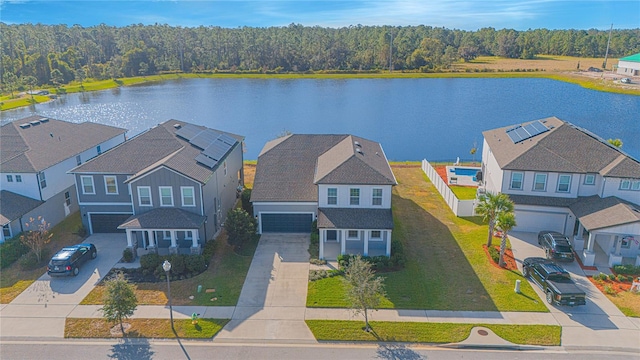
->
0, 233, 126, 338
508, 232, 640, 348
215, 233, 315, 343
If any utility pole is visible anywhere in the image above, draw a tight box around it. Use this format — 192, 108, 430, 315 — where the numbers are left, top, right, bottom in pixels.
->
603, 24, 613, 70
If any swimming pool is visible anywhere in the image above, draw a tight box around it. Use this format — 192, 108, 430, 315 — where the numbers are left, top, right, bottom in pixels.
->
450, 167, 480, 176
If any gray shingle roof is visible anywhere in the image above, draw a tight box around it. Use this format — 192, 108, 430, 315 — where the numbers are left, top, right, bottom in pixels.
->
71, 120, 243, 184
1, 116, 126, 173
118, 208, 206, 229
317, 208, 394, 229
251, 134, 396, 202
569, 196, 640, 231
509, 194, 579, 208
483, 117, 640, 178
0, 190, 43, 225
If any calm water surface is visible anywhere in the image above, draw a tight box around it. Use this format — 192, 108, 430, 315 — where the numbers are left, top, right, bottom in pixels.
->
2, 78, 639, 160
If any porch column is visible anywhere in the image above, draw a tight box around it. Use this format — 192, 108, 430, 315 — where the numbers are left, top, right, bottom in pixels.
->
190, 229, 201, 255
169, 230, 178, 255
586, 232, 595, 252
583, 232, 596, 266
363, 230, 369, 256
576, 223, 584, 239
386, 230, 392, 257
147, 230, 155, 248
614, 235, 622, 255
341, 230, 346, 255
319, 229, 325, 260
126, 229, 133, 247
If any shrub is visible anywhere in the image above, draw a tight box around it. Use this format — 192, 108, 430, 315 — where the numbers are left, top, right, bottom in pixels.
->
75, 225, 87, 238
608, 274, 616, 281
0, 237, 30, 269
593, 273, 608, 281
185, 254, 206, 274
309, 258, 326, 265
202, 239, 216, 261
488, 246, 500, 264
613, 264, 640, 276
140, 253, 161, 274
19, 249, 49, 270
616, 274, 627, 282
241, 189, 252, 215
225, 208, 257, 252
122, 248, 134, 263
628, 275, 636, 282
168, 254, 186, 275
308, 269, 344, 281
603, 284, 617, 295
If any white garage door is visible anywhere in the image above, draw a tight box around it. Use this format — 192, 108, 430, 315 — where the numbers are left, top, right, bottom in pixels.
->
514, 210, 567, 233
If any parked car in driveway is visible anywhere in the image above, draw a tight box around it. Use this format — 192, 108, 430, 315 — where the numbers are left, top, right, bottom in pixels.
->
538, 231, 574, 262
522, 257, 586, 306
621, 78, 631, 84
47, 243, 97, 277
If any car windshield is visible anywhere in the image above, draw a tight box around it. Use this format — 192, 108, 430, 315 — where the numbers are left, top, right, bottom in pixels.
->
556, 245, 572, 252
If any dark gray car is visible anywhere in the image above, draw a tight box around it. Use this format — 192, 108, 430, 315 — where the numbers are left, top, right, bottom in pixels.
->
538, 231, 574, 262
47, 243, 97, 276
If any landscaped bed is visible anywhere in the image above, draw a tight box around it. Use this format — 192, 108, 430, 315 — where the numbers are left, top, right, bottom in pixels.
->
305, 320, 561, 346
65, 318, 229, 339
308, 165, 547, 312
588, 275, 640, 317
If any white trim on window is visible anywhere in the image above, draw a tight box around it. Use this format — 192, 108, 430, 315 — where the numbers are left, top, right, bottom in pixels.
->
138, 186, 152, 206
631, 180, 640, 191
38, 172, 47, 189
6, 175, 13, 183
65, 191, 71, 206
181, 186, 195, 207
347, 230, 359, 240
76, 155, 82, 166
584, 174, 596, 185
327, 188, 337, 205
15, 175, 22, 182
184, 230, 193, 240
557, 174, 571, 193
163, 230, 171, 240
350, 188, 360, 205
81, 175, 95, 194
159, 186, 174, 206
104, 176, 118, 195
510, 172, 523, 190
533, 173, 547, 191
370, 230, 383, 241
372, 188, 383, 206
2, 224, 11, 239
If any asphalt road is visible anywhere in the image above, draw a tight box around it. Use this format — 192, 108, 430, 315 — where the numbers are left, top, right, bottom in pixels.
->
1, 339, 638, 360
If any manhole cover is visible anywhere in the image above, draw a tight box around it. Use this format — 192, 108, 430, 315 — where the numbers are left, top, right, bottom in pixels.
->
477, 329, 489, 336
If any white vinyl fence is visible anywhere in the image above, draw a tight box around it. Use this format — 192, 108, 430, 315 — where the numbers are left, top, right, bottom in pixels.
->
421, 159, 476, 217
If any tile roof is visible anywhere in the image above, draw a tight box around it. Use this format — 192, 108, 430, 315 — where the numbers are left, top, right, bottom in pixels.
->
251, 134, 396, 202
118, 208, 206, 229
569, 196, 640, 231
0, 190, 43, 225
483, 117, 640, 178
71, 120, 243, 184
317, 208, 394, 229
619, 53, 640, 62
1, 115, 126, 173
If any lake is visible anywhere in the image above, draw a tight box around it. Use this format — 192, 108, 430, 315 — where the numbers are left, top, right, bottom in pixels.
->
2, 78, 639, 161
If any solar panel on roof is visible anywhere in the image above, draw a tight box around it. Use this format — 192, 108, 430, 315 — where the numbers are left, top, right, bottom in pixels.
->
195, 153, 218, 168
202, 142, 228, 161
218, 134, 237, 146
506, 120, 549, 143
190, 129, 221, 150
175, 124, 202, 141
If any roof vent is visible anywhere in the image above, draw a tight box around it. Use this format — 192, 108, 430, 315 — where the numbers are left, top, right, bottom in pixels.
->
30, 120, 41, 126
174, 123, 182, 129
354, 141, 361, 147
39, 118, 49, 123
356, 148, 363, 155
19, 123, 31, 129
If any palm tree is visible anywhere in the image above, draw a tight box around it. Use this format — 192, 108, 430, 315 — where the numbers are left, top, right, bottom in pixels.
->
475, 192, 514, 247
496, 211, 517, 267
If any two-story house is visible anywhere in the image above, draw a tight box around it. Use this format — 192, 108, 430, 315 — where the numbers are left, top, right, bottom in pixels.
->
0, 116, 126, 242
481, 117, 640, 267
70, 120, 244, 256
251, 134, 397, 260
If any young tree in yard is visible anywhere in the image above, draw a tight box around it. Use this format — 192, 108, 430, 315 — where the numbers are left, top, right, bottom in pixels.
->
496, 211, 517, 267
344, 256, 386, 332
20, 216, 53, 263
101, 272, 137, 337
225, 208, 256, 252
475, 192, 514, 247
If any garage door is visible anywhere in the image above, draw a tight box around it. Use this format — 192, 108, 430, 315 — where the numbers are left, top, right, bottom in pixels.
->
513, 210, 567, 233
90, 214, 131, 233
261, 213, 313, 233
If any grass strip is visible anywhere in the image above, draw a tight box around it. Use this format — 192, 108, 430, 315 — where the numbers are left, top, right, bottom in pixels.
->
305, 320, 561, 346
65, 318, 229, 339
449, 185, 478, 200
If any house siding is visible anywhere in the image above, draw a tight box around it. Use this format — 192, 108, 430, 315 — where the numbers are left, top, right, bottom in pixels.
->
75, 174, 132, 204
317, 184, 392, 208
482, 141, 504, 195
130, 167, 202, 216
601, 177, 640, 205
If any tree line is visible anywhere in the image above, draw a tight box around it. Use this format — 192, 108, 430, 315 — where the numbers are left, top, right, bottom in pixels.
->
2, 22, 639, 89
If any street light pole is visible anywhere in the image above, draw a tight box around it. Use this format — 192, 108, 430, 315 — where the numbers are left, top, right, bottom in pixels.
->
163, 260, 176, 334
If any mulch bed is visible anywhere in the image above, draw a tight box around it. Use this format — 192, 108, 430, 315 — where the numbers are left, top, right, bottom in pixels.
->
434, 165, 450, 185
483, 244, 518, 271
588, 277, 634, 294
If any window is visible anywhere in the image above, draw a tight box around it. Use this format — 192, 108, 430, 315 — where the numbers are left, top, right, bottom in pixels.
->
6, 175, 13, 182
350, 188, 360, 205
138, 186, 152, 206
621, 236, 633, 249
76, 155, 82, 166
557, 174, 571, 192
347, 230, 359, 240
370, 230, 382, 240
510, 172, 523, 190
632, 180, 640, 191
184, 231, 193, 240
584, 174, 595, 185
96, 145, 102, 154
15, 175, 22, 182
163, 231, 171, 240
181, 187, 195, 207
327, 188, 337, 205
2, 224, 11, 239
81, 176, 95, 194
223, 161, 227, 176
326, 230, 337, 241
65, 191, 71, 206
104, 176, 118, 195
533, 173, 547, 191
372, 188, 383, 206
620, 179, 631, 190
38, 172, 47, 189
159, 187, 174, 206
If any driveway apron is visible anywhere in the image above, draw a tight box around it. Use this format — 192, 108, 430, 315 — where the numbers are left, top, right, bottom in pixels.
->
0, 234, 126, 338
215, 233, 315, 342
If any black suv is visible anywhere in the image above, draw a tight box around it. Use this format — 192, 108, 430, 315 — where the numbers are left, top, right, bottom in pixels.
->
538, 231, 574, 262
47, 243, 97, 277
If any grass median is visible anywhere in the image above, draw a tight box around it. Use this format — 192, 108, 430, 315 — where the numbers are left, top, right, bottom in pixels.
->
306, 320, 561, 346
65, 318, 229, 339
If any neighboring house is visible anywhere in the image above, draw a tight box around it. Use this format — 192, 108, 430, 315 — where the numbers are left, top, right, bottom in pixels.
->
616, 53, 640, 76
251, 134, 396, 260
481, 116, 640, 267
0, 116, 126, 242
0, 191, 43, 242
70, 120, 244, 256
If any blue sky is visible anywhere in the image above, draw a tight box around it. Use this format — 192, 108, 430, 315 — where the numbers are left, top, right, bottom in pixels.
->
1, 0, 638, 30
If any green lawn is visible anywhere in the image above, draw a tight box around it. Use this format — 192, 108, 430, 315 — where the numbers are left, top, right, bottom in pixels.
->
308, 166, 547, 312
450, 185, 478, 200
306, 320, 561, 346
65, 318, 229, 339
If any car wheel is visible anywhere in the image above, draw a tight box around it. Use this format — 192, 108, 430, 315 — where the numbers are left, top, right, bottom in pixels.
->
522, 266, 529, 278
73, 267, 79, 276
546, 291, 553, 305
91, 251, 97, 259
